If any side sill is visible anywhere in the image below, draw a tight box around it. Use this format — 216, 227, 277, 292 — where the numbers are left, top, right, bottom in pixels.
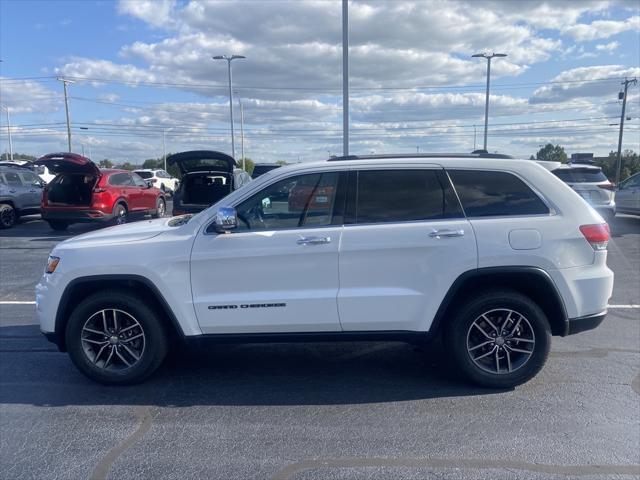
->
566, 310, 607, 336
182, 330, 433, 347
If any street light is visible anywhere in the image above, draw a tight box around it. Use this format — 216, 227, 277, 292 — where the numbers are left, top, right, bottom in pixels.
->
472, 52, 507, 151
212, 54, 245, 159
0, 104, 13, 162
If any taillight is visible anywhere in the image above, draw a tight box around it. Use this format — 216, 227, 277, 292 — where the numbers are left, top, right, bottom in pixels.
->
579, 223, 610, 250
151, 178, 157, 183
597, 183, 615, 191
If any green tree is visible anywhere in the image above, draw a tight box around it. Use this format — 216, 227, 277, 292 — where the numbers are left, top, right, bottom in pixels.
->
142, 158, 163, 169
0, 153, 37, 161
594, 150, 640, 182
535, 144, 568, 163
276, 160, 288, 166
98, 159, 113, 168
237, 157, 255, 175
118, 162, 136, 171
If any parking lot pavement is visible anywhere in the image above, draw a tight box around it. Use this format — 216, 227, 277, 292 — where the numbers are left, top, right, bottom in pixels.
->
0, 214, 639, 479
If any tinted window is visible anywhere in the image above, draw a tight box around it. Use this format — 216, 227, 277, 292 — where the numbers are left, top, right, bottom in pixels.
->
109, 173, 133, 186
131, 173, 147, 187
235, 172, 339, 231
552, 168, 607, 183
622, 174, 640, 188
355, 169, 459, 224
19, 171, 40, 184
135, 171, 154, 179
449, 170, 549, 217
3, 172, 22, 186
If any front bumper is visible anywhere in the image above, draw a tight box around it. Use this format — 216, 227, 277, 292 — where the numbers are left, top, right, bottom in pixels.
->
566, 310, 607, 335
41, 209, 114, 223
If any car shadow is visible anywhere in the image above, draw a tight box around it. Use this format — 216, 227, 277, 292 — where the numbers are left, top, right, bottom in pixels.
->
0, 325, 507, 407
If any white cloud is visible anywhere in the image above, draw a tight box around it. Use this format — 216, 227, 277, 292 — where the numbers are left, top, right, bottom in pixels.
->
563, 15, 639, 41
0, 78, 60, 113
117, 0, 177, 29
595, 41, 620, 52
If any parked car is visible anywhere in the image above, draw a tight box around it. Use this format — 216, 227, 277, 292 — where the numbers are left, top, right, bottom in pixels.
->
37, 154, 612, 387
251, 163, 281, 179
551, 164, 615, 220
34, 153, 166, 231
615, 172, 640, 216
0, 164, 44, 228
133, 169, 179, 194
0, 160, 54, 184
169, 150, 252, 216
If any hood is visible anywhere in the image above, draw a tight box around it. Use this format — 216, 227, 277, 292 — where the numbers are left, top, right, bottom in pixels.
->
57, 218, 170, 249
34, 153, 100, 176
167, 150, 236, 175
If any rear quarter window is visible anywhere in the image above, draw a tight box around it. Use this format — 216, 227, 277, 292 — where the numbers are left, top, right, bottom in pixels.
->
449, 170, 549, 217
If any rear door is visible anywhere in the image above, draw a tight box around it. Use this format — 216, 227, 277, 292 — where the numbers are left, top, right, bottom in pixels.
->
337, 168, 477, 332
131, 172, 157, 210
2, 171, 30, 209
17, 170, 43, 209
617, 174, 640, 213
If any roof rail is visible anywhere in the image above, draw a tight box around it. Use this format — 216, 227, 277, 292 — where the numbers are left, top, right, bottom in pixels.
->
327, 152, 514, 162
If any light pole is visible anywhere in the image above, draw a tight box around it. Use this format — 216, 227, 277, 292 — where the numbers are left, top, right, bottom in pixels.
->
0, 104, 13, 161
162, 128, 167, 171
238, 96, 245, 170
342, 0, 349, 157
212, 54, 245, 159
56, 77, 75, 152
472, 52, 507, 151
615, 78, 637, 186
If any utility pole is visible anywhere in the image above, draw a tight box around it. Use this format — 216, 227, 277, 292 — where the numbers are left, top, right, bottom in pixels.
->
473, 124, 477, 151
162, 128, 167, 171
416, 146, 420, 154
615, 77, 637, 186
1, 105, 13, 161
213, 55, 245, 159
342, 0, 349, 157
472, 52, 507, 151
57, 77, 74, 152
238, 96, 245, 170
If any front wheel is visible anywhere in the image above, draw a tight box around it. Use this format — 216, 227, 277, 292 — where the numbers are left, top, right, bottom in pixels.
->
152, 197, 166, 218
65, 290, 168, 385
444, 289, 551, 389
0, 204, 16, 229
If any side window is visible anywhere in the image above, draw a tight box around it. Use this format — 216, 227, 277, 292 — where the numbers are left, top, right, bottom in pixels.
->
19, 171, 40, 185
623, 175, 640, 188
449, 170, 550, 217
235, 172, 340, 231
109, 173, 133, 186
3, 172, 22, 187
355, 169, 460, 224
131, 173, 147, 187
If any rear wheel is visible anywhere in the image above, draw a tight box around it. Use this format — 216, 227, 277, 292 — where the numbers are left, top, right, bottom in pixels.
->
112, 203, 127, 225
445, 289, 551, 388
152, 197, 166, 218
0, 204, 16, 229
47, 220, 69, 231
65, 290, 168, 385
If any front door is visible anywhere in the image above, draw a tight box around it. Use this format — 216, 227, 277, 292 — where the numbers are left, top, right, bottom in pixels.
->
190, 170, 346, 334
338, 168, 477, 332
617, 174, 640, 213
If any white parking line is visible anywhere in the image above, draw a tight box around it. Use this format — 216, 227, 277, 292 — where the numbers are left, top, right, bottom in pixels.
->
609, 305, 640, 309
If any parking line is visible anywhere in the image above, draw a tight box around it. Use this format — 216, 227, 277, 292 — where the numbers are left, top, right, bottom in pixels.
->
609, 305, 640, 309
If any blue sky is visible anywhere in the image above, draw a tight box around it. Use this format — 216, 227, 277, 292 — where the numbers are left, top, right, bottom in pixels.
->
0, 0, 638, 163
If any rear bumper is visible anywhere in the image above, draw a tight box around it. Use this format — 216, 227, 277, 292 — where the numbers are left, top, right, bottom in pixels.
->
566, 310, 607, 335
41, 209, 114, 223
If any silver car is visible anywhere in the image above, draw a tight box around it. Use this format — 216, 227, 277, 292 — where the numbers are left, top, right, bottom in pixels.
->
616, 172, 640, 216
552, 164, 615, 220
0, 165, 44, 228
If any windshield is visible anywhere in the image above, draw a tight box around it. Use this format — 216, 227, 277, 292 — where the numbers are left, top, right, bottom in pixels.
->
552, 168, 607, 183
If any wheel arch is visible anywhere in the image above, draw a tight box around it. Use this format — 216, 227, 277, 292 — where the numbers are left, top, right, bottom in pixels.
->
113, 198, 128, 213
53, 274, 185, 351
431, 267, 569, 338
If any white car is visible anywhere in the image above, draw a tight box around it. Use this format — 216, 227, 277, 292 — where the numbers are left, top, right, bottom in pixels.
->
133, 169, 179, 194
36, 154, 613, 387
551, 164, 616, 220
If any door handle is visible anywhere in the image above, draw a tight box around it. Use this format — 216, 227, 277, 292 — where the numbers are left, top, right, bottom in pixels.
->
429, 229, 465, 239
297, 236, 331, 245
8, 190, 16, 193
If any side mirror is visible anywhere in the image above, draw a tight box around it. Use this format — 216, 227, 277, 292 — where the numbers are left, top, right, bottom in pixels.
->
33, 180, 45, 188
146, 180, 153, 188
212, 206, 238, 233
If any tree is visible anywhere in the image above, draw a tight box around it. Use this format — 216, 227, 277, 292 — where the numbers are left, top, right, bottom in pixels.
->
276, 160, 288, 166
535, 144, 568, 163
0, 153, 36, 161
238, 157, 255, 175
98, 159, 113, 168
594, 150, 640, 182
118, 162, 135, 171
142, 158, 163, 169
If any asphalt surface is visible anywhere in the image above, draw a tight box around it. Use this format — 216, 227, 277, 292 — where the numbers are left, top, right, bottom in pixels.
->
0, 210, 639, 480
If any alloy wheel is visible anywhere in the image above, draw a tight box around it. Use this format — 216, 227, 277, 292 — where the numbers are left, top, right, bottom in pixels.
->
466, 308, 535, 374
114, 206, 127, 225
0, 207, 15, 228
80, 309, 145, 371
157, 199, 165, 217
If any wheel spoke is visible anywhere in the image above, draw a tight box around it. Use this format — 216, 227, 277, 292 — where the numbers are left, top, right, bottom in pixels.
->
101, 310, 108, 334
82, 338, 108, 346
93, 344, 108, 364
113, 310, 118, 332
505, 345, 532, 355
508, 316, 523, 336
494, 348, 500, 373
115, 349, 132, 367
481, 314, 499, 332
118, 324, 138, 334
83, 327, 104, 336
468, 340, 493, 352
121, 344, 140, 361
104, 347, 115, 368
511, 337, 534, 343
474, 345, 497, 361
121, 333, 143, 343
472, 322, 493, 340
505, 348, 512, 372
502, 311, 513, 331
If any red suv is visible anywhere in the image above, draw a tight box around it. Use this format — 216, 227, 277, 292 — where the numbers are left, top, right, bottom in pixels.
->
35, 153, 166, 231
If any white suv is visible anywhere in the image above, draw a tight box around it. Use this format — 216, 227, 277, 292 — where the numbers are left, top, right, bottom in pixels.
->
133, 169, 179, 194
36, 155, 613, 388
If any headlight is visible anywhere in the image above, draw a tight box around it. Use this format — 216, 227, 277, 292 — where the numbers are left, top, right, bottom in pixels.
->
45, 256, 60, 274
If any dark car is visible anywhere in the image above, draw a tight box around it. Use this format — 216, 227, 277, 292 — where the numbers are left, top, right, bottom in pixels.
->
0, 164, 44, 228
251, 163, 281, 179
169, 150, 252, 215
35, 153, 166, 231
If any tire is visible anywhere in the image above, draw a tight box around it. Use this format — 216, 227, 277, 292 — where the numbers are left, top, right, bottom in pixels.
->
112, 203, 127, 226
0, 204, 16, 229
444, 289, 551, 389
160, 184, 166, 193
65, 290, 168, 385
152, 197, 166, 218
47, 220, 69, 231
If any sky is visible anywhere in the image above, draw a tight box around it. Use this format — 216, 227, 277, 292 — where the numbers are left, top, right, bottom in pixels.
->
0, 0, 638, 164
